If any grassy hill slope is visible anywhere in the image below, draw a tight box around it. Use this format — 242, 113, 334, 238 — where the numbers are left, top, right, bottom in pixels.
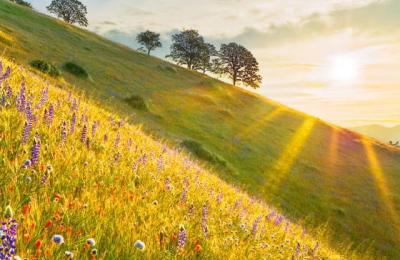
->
0, 57, 344, 259
0, 1, 399, 257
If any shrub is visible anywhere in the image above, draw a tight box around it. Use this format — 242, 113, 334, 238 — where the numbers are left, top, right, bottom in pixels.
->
63, 62, 89, 79
125, 95, 148, 110
30, 60, 61, 77
10, 0, 32, 8
181, 140, 227, 167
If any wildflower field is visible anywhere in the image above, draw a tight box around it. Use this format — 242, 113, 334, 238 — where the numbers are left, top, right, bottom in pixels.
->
0, 58, 349, 259
1, 2, 400, 258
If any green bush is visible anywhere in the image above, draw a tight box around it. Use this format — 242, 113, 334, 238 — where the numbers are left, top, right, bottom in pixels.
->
11, 0, 32, 8
63, 62, 89, 79
181, 140, 227, 167
30, 60, 61, 77
125, 95, 148, 110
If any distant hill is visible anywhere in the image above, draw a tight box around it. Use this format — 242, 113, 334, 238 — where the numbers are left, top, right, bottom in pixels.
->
352, 124, 400, 143
1, 1, 400, 257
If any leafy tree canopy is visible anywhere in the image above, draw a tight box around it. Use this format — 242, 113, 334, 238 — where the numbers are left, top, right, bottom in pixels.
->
215, 43, 262, 89
47, 0, 88, 27
136, 30, 162, 55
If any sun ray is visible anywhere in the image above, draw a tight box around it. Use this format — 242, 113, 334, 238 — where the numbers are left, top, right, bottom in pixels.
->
362, 138, 400, 239
236, 108, 283, 141
328, 127, 339, 170
266, 118, 315, 192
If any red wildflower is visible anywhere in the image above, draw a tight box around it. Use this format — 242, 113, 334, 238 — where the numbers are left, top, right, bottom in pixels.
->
54, 211, 62, 221
53, 192, 62, 202
35, 239, 42, 249
23, 203, 31, 216
45, 219, 53, 228
194, 241, 202, 253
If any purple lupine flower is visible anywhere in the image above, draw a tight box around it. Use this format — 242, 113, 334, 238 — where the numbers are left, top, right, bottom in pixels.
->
0, 218, 18, 259
114, 152, 121, 162
80, 125, 87, 142
294, 242, 301, 258
202, 204, 209, 237
284, 222, 289, 233
233, 199, 241, 210
188, 203, 194, 215
157, 156, 163, 172
252, 216, 262, 237
35, 87, 48, 109
118, 119, 124, 128
71, 98, 78, 111
0, 64, 11, 83
6, 82, 12, 98
114, 132, 120, 148
25, 101, 34, 123
86, 137, 90, 149
91, 121, 97, 137
61, 121, 67, 142
43, 109, 49, 125
70, 113, 76, 134
266, 211, 276, 221
41, 173, 48, 185
48, 104, 54, 125
274, 215, 284, 226
1, 94, 6, 107
216, 193, 223, 204
239, 208, 247, 219
127, 138, 132, 148
21, 121, 32, 144
177, 225, 187, 249
180, 188, 188, 203
30, 136, 41, 166
132, 161, 138, 173
17, 82, 26, 112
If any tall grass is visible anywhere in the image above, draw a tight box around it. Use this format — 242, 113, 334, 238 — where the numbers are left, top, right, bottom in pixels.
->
0, 58, 346, 259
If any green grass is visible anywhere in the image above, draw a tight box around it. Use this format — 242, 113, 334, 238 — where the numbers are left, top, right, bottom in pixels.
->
0, 0, 399, 257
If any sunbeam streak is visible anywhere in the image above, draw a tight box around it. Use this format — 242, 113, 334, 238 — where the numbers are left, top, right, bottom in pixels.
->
362, 139, 400, 240
267, 118, 315, 192
236, 108, 283, 141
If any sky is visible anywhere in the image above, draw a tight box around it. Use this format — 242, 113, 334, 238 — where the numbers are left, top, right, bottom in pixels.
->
32, 0, 400, 127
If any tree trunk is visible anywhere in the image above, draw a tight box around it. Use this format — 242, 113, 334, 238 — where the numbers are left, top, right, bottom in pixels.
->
147, 49, 151, 55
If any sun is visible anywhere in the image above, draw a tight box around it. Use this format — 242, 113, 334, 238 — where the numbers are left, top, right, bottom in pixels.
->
328, 54, 361, 83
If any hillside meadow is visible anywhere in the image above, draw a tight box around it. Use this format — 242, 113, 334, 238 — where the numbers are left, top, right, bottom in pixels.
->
0, 1, 399, 258
0, 58, 350, 259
